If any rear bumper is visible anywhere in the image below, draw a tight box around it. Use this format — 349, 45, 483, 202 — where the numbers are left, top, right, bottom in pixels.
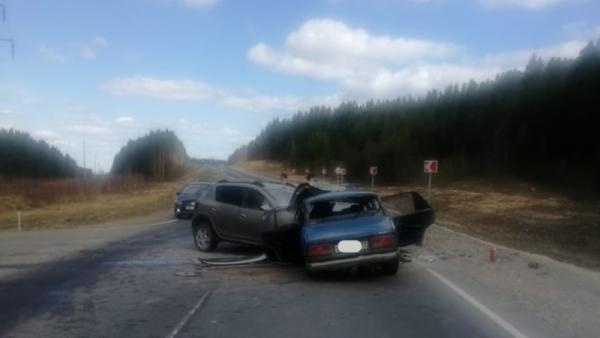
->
307, 251, 398, 271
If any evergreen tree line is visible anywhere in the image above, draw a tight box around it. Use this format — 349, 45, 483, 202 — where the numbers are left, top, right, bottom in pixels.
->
230, 41, 600, 193
0, 128, 81, 179
111, 130, 188, 180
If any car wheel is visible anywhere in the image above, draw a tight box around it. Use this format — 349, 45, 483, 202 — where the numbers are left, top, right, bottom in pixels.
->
381, 259, 399, 276
193, 222, 218, 252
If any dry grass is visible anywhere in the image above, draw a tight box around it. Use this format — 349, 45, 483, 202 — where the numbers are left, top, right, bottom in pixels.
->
237, 160, 600, 269
0, 165, 219, 231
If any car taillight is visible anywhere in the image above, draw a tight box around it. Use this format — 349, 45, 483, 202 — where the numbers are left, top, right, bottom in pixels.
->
307, 243, 333, 257
370, 234, 397, 249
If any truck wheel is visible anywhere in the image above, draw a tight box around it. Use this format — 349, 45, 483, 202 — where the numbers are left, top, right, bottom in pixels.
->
193, 222, 218, 252
381, 259, 399, 276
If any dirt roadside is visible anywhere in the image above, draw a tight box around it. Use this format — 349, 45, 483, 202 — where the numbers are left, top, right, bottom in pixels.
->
0, 164, 219, 232
415, 225, 600, 338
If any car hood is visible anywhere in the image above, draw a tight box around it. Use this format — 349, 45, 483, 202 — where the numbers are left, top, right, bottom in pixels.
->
301, 214, 395, 246
176, 196, 196, 204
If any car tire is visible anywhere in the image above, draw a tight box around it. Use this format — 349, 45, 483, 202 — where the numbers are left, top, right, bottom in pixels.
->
193, 222, 218, 252
381, 259, 399, 276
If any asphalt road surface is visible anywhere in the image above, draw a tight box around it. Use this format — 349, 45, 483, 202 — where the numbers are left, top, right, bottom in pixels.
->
0, 168, 567, 338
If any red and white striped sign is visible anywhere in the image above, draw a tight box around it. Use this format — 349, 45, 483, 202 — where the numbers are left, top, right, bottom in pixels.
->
369, 166, 378, 176
424, 160, 438, 174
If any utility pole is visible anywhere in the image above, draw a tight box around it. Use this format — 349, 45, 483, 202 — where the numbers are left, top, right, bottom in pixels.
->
0, 4, 15, 59
82, 141, 87, 177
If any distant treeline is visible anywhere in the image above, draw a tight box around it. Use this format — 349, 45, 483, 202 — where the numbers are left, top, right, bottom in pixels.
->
0, 129, 82, 179
231, 41, 600, 192
111, 130, 188, 180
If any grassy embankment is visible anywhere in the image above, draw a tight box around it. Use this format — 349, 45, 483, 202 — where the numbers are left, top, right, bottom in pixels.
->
235, 160, 600, 270
0, 165, 218, 231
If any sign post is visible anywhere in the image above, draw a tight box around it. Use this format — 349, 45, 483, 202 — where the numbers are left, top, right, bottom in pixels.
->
369, 166, 378, 191
424, 160, 439, 200
335, 167, 341, 184
340, 168, 346, 185
321, 168, 327, 180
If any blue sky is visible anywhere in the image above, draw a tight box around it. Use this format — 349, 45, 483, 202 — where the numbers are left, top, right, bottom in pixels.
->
0, 0, 599, 172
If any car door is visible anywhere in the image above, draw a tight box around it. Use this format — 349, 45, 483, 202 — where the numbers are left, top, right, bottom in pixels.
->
213, 185, 243, 239
239, 187, 274, 243
389, 192, 435, 247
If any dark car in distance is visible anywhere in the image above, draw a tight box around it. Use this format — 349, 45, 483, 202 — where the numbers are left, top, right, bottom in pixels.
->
174, 182, 210, 219
190, 180, 434, 275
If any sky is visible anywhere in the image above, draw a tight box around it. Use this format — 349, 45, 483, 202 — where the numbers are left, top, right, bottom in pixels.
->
0, 0, 599, 173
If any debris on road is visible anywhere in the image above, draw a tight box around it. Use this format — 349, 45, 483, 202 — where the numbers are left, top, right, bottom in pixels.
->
196, 253, 269, 267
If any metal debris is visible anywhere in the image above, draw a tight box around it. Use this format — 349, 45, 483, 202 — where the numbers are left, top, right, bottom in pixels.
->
197, 253, 269, 267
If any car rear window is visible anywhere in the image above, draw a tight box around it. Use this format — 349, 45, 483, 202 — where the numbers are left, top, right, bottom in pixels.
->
307, 195, 382, 223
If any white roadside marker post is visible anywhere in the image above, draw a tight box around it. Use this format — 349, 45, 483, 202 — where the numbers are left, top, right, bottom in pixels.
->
428, 172, 432, 201
424, 160, 438, 202
369, 166, 378, 191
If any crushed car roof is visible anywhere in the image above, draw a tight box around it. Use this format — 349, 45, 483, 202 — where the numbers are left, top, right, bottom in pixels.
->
304, 191, 378, 204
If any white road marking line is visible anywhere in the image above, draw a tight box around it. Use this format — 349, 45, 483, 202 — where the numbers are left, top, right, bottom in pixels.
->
165, 290, 212, 338
425, 268, 530, 338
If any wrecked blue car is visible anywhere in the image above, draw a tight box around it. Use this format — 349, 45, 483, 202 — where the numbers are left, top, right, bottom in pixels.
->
191, 181, 435, 275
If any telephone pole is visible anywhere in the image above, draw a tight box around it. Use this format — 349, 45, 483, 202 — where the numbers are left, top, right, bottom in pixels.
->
0, 4, 15, 59
82, 141, 87, 177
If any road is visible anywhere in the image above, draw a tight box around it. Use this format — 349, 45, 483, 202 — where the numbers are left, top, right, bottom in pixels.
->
0, 167, 570, 338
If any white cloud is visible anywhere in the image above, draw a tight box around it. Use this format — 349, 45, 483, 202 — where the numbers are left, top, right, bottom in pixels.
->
562, 22, 600, 41
482, 0, 568, 10
102, 76, 213, 100
101, 76, 340, 113
37, 46, 65, 63
33, 130, 61, 139
65, 124, 110, 135
248, 19, 458, 82
81, 35, 108, 60
249, 18, 593, 99
115, 116, 136, 125
181, 0, 220, 9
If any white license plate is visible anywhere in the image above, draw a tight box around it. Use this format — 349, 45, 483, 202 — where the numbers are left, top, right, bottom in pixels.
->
185, 206, 195, 210
336, 240, 362, 253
